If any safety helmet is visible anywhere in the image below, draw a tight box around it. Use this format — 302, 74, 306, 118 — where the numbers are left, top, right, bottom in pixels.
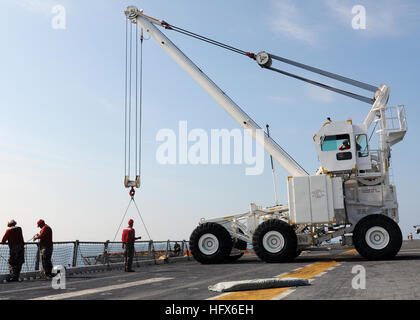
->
7, 220, 17, 227
37, 219, 45, 227
128, 219, 134, 226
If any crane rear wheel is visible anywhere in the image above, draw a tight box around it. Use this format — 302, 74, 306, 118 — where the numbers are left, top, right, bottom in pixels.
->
189, 223, 233, 264
252, 219, 297, 263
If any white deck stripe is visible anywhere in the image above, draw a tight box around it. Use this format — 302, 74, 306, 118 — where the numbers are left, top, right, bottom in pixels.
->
31, 277, 173, 300
1, 272, 146, 295
271, 288, 296, 300
207, 292, 231, 300
399, 249, 420, 253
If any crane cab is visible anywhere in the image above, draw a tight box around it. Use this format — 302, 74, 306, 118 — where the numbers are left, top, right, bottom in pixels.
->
314, 120, 371, 174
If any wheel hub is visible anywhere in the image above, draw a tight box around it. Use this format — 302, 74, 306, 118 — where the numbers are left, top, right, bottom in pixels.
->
198, 233, 219, 255
262, 231, 285, 253
365, 226, 390, 250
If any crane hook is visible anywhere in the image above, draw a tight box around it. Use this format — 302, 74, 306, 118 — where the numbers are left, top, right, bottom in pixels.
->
129, 187, 136, 198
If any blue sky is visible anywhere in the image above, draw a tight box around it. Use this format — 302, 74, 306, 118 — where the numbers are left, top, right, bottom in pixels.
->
0, 0, 419, 241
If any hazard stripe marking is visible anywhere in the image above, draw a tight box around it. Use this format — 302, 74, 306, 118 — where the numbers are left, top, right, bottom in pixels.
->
213, 249, 357, 300
214, 261, 340, 300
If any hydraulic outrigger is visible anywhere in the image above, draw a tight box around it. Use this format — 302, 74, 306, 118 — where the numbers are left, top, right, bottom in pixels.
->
124, 6, 407, 263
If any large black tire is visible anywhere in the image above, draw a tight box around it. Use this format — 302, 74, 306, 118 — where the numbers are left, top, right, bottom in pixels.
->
189, 223, 233, 264
252, 219, 297, 263
225, 237, 247, 262
353, 214, 402, 260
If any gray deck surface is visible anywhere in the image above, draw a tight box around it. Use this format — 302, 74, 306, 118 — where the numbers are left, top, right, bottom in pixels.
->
1, 240, 419, 300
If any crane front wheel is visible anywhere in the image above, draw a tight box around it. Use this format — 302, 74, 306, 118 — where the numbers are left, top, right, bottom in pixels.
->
353, 214, 402, 260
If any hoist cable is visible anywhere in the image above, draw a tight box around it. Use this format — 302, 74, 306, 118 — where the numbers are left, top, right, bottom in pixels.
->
138, 29, 144, 175
124, 18, 144, 183
113, 198, 133, 241
124, 18, 129, 177
135, 24, 139, 176
128, 22, 133, 177
132, 198, 152, 240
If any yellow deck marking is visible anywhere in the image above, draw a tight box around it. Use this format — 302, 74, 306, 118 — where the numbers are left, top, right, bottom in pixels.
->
216, 261, 340, 300
216, 249, 358, 301
341, 249, 358, 255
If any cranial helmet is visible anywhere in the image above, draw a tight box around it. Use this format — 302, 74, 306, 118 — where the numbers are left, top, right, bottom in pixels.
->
7, 220, 17, 227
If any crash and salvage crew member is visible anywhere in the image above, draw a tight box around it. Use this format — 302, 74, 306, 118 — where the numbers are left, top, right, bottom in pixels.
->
122, 219, 141, 272
34, 219, 53, 278
339, 140, 351, 151
1, 220, 25, 282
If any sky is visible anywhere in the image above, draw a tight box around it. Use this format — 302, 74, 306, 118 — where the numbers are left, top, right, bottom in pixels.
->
0, 0, 419, 242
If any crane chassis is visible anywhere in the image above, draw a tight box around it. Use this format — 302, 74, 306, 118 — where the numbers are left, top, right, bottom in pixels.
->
124, 6, 408, 263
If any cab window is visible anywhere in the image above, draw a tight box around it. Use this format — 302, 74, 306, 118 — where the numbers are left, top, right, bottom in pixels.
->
355, 134, 369, 157
321, 134, 351, 151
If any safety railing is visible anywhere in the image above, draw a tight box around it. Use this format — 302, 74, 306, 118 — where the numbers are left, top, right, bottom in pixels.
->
0, 240, 191, 275
385, 105, 407, 133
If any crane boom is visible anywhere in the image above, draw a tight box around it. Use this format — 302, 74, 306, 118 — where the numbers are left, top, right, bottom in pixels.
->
126, 7, 308, 177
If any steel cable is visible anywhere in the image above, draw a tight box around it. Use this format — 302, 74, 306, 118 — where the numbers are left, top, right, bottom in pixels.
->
135, 24, 139, 176
132, 198, 152, 240
125, 18, 144, 182
138, 29, 143, 176
124, 18, 129, 177
266, 66, 374, 104
162, 21, 376, 104
112, 197, 152, 241
167, 24, 248, 56
113, 199, 133, 241
128, 22, 133, 177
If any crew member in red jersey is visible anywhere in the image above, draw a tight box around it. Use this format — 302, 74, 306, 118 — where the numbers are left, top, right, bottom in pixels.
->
2, 220, 25, 282
122, 219, 141, 272
34, 219, 54, 277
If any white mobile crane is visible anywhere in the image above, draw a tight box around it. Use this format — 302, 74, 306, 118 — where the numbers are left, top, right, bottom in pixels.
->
124, 7, 408, 263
